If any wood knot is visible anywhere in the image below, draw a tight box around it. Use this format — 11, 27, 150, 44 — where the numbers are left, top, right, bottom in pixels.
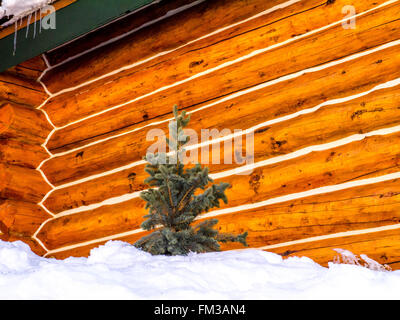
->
128, 173, 137, 192
75, 151, 84, 160
281, 250, 295, 257
249, 169, 264, 194
255, 127, 270, 134
189, 60, 204, 68
270, 137, 287, 150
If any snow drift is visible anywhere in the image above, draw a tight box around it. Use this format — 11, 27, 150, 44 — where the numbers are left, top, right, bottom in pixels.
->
0, 240, 399, 299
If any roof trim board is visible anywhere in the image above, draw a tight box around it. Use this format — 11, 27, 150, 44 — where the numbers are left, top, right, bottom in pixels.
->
0, 0, 78, 39
0, 0, 156, 72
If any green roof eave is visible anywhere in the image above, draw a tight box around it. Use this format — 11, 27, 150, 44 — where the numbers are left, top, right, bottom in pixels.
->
0, 0, 155, 72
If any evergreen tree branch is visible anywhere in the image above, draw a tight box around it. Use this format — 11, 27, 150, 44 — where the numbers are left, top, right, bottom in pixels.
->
135, 106, 248, 255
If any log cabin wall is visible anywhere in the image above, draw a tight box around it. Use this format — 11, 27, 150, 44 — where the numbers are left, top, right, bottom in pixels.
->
0, 55, 52, 255
1, 0, 400, 267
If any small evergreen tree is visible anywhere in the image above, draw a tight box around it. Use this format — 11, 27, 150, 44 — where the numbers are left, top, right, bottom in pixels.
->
134, 106, 248, 255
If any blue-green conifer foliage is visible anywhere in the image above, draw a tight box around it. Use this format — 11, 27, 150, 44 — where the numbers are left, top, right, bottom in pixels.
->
134, 106, 248, 255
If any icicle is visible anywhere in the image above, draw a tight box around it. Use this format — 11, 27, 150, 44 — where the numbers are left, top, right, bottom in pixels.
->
26, 13, 32, 38
39, 8, 42, 33
13, 19, 18, 56
33, 10, 37, 39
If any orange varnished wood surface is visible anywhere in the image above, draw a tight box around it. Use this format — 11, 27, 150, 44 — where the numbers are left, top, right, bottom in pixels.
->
1, 0, 400, 267
0, 56, 51, 254
47, 178, 400, 260
43, 83, 400, 213
37, 132, 400, 249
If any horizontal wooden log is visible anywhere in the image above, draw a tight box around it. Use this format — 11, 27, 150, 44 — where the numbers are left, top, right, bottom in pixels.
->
43, 0, 395, 129
0, 139, 49, 169
0, 200, 51, 237
46, 0, 201, 66
215, 181, 400, 251
50, 48, 400, 156
46, 177, 400, 260
0, 71, 44, 92
43, 0, 330, 125
38, 131, 400, 249
0, 164, 52, 203
5, 66, 42, 81
0, 233, 46, 256
44, 166, 148, 213
42, 43, 400, 186
43, 82, 400, 213
267, 228, 400, 268
45, 0, 341, 150
46, 230, 151, 259
47, 10, 400, 159
42, 0, 298, 93
0, 102, 53, 144
39, 197, 146, 250
0, 82, 46, 108
221, 132, 400, 209
17, 55, 47, 72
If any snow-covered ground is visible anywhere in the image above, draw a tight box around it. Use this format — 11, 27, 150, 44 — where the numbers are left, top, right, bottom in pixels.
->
0, 240, 399, 300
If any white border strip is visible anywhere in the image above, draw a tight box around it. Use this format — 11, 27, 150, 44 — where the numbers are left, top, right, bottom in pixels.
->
44, 228, 146, 256
48, 37, 400, 160
42, 0, 205, 82
48, 45, 400, 190
44, 170, 400, 256
41, 0, 301, 94
40, 76, 400, 216
47, 0, 396, 130
258, 223, 400, 251
31, 56, 58, 252
51, 123, 400, 217
30, 0, 399, 254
